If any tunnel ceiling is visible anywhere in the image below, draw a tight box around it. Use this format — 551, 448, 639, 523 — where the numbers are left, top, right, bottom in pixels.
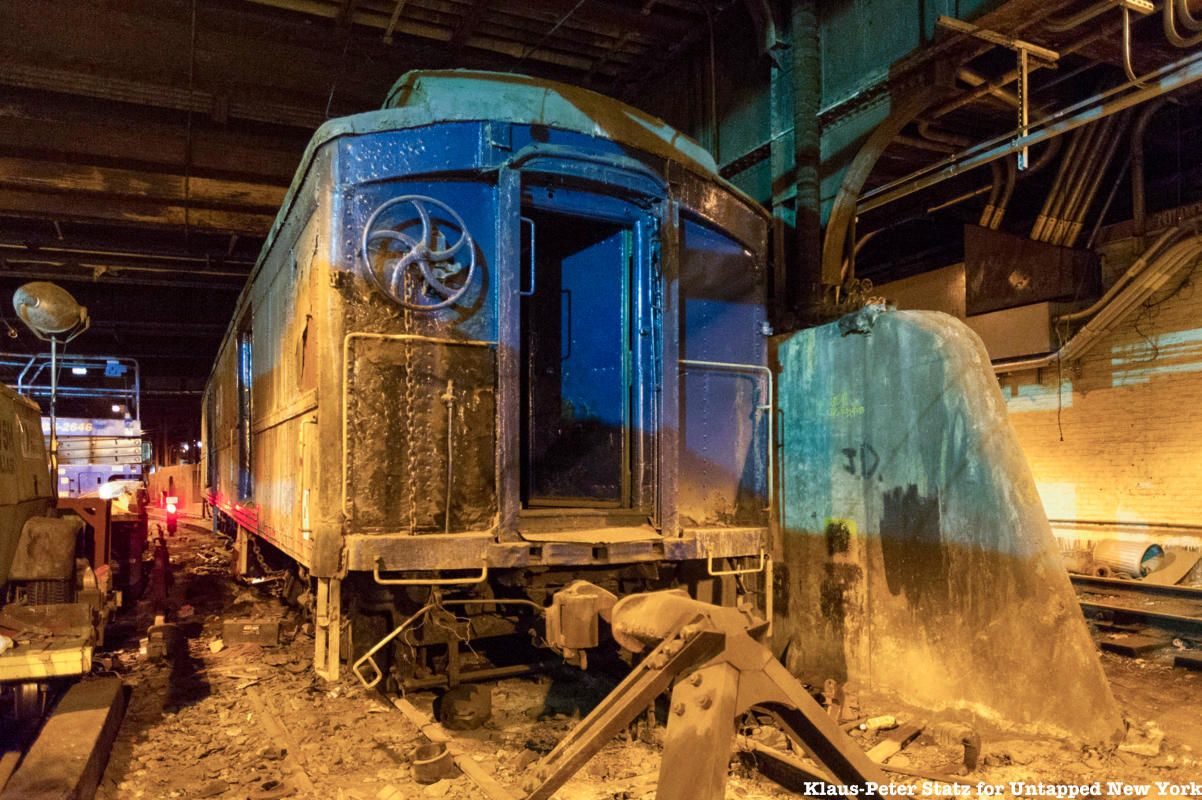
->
0, 0, 714, 437
839, 0, 1202, 285
5, 0, 1202, 438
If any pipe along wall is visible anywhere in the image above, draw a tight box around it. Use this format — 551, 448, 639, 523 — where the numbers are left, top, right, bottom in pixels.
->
771, 307, 1122, 744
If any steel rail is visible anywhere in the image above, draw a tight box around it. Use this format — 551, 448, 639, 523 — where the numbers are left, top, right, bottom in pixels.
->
1079, 598, 1202, 635
1072, 573, 1202, 600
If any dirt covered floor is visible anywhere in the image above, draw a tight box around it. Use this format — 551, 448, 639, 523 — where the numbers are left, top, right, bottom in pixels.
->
91, 519, 1202, 800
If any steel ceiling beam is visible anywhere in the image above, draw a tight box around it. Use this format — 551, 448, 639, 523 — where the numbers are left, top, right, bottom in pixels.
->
858, 50, 1202, 214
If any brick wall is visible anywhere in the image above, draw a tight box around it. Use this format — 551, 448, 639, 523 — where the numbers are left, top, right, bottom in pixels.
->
1001, 259, 1202, 528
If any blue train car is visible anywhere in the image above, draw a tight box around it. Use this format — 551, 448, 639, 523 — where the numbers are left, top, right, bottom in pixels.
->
202, 70, 772, 683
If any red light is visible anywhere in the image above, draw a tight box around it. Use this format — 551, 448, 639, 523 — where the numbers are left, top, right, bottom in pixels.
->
166, 503, 177, 514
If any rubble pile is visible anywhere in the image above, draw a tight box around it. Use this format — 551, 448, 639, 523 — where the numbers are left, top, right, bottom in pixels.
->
89, 521, 1202, 800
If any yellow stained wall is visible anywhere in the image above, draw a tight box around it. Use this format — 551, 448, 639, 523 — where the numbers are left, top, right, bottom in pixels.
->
1000, 265, 1202, 527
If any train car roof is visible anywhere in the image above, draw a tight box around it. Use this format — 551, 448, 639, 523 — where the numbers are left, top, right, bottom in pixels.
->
380, 70, 719, 175
257, 70, 762, 258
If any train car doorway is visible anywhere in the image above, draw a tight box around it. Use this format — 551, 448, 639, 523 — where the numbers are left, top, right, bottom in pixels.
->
519, 208, 634, 509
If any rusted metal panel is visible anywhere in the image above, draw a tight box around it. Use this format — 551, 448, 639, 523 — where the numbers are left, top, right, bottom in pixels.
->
679, 217, 769, 528
347, 340, 497, 532
343, 527, 767, 572
964, 224, 1099, 315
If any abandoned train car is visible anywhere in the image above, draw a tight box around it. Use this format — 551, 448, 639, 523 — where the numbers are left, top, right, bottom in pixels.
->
202, 70, 772, 683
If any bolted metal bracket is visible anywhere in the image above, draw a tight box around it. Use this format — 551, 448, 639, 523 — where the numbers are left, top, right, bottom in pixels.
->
936, 16, 1060, 171
522, 590, 887, 800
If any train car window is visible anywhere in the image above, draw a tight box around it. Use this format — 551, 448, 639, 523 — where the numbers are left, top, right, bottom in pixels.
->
519, 210, 632, 508
204, 390, 217, 491
236, 328, 253, 500
678, 218, 768, 526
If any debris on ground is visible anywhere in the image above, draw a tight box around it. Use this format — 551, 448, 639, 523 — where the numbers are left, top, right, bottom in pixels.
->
93, 518, 1202, 799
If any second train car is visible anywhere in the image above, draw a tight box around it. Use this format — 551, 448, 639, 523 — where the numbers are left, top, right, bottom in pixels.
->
203, 70, 772, 685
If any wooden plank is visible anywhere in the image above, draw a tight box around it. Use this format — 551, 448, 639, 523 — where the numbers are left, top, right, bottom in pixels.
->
1174, 653, 1202, 671
1, 677, 126, 800
0, 101, 303, 182
1144, 549, 1202, 586
1099, 634, 1170, 657
0, 188, 274, 235
0, 157, 285, 210
245, 686, 317, 795
866, 723, 924, 763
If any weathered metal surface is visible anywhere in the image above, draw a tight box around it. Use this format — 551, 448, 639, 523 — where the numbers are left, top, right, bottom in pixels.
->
343, 528, 768, 572
964, 225, 1099, 315
772, 307, 1122, 743
200, 70, 771, 628
525, 589, 886, 800
7, 516, 80, 581
0, 383, 53, 592
679, 219, 770, 528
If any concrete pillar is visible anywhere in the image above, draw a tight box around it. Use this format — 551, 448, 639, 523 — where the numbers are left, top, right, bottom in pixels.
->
772, 306, 1122, 744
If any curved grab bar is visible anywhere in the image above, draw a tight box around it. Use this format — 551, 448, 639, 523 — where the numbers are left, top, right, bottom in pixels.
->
372, 557, 489, 586
705, 547, 768, 577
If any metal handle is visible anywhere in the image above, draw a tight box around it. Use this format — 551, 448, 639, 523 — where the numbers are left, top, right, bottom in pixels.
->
520, 216, 537, 297
371, 557, 489, 586
351, 602, 434, 688
705, 547, 768, 577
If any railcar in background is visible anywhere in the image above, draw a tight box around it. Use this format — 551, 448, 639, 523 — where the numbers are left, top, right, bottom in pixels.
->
202, 70, 772, 686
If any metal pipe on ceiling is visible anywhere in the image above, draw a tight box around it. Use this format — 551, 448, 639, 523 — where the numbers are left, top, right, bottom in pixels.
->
1041, 119, 1104, 241
1084, 151, 1131, 248
1031, 126, 1086, 240
1164, 0, 1202, 45
1059, 226, 1181, 322
1131, 98, 1170, 239
988, 155, 1018, 229
1052, 115, 1120, 244
1170, 0, 1202, 32
980, 160, 1005, 227
924, 138, 1057, 219
858, 50, 1202, 215
1065, 110, 1134, 246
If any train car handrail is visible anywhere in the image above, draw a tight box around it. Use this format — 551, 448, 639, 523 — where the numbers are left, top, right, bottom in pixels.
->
372, 556, 489, 586
341, 332, 497, 520
678, 359, 774, 513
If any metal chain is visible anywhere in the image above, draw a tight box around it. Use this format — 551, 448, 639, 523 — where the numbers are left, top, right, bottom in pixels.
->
248, 534, 287, 580
401, 302, 420, 533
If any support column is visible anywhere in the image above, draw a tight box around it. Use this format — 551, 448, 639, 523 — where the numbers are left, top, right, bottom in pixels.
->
315, 576, 342, 681
790, 0, 824, 321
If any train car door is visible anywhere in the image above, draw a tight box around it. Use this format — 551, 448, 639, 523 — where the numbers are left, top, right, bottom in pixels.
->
515, 182, 658, 518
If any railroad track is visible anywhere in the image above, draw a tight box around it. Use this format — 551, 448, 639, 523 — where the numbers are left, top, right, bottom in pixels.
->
1072, 574, 1202, 637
